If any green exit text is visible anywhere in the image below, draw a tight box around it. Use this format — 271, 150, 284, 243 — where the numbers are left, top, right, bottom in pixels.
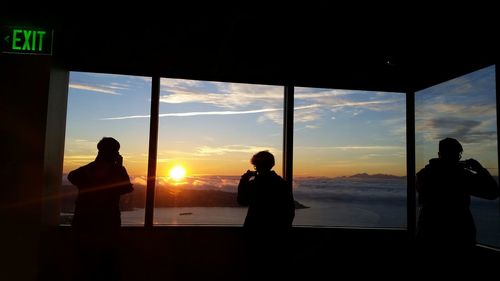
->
2, 26, 53, 55
12, 29, 46, 51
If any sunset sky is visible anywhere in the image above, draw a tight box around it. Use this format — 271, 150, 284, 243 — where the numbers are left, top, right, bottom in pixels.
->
63, 65, 497, 180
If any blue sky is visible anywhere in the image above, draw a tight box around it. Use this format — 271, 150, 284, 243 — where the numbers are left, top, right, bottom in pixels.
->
293, 87, 406, 176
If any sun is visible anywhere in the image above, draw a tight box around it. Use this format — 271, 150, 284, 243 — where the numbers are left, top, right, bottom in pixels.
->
169, 165, 186, 182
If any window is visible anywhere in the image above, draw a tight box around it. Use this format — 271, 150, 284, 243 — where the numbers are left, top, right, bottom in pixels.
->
415, 65, 499, 247
62, 76, 411, 228
62, 70, 497, 237
61, 71, 151, 226
293, 87, 407, 227
153, 78, 284, 225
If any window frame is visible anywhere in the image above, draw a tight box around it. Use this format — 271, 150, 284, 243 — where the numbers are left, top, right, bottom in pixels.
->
59, 64, 497, 250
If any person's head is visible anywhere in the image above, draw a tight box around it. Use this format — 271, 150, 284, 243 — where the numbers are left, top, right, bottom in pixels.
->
251, 151, 275, 173
97, 137, 120, 162
438, 137, 463, 163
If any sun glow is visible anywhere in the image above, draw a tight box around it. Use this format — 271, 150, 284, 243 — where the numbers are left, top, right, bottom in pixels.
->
169, 165, 187, 182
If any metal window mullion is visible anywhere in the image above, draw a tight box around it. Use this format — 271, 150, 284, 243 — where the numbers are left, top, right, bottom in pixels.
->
496, 64, 500, 209
145, 76, 160, 228
283, 85, 294, 184
406, 91, 416, 236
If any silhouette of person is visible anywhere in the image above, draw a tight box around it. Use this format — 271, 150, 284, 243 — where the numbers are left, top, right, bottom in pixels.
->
237, 150, 295, 279
68, 137, 133, 281
237, 150, 295, 229
415, 137, 499, 264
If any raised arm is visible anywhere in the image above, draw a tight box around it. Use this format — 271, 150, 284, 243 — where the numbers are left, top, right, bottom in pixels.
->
467, 159, 499, 200
237, 171, 254, 206
117, 166, 134, 195
68, 166, 88, 187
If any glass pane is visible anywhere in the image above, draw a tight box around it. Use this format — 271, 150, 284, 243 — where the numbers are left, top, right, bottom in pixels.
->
293, 87, 407, 227
62, 71, 151, 226
416, 65, 499, 248
154, 78, 283, 225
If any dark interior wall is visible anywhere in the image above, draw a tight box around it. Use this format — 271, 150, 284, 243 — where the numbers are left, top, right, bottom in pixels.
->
39, 227, 411, 281
0, 54, 52, 281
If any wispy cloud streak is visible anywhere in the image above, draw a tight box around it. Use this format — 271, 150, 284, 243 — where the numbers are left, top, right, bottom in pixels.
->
69, 83, 122, 95
159, 84, 283, 109
196, 145, 275, 155
101, 105, 319, 120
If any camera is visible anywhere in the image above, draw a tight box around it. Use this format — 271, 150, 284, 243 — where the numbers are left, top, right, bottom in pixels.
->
458, 160, 471, 169
245, 170, 257, 177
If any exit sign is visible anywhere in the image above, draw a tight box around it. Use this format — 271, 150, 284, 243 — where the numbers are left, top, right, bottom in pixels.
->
2, 26, 53, 55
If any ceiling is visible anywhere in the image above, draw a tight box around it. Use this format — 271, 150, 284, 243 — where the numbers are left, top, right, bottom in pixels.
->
2, 5, 498, 92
